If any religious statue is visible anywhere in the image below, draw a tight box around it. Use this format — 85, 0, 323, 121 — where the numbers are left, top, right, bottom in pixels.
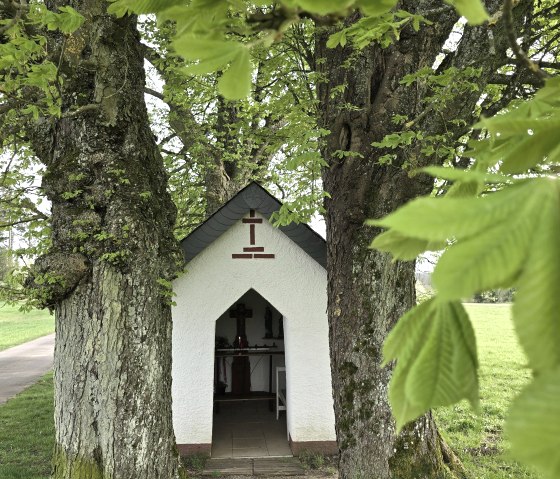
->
277, 315, 284, 339
264, 306, 273, 339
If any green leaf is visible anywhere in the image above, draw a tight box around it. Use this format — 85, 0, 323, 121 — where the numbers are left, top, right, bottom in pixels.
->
446, 0, 488, 25
383, 298, 434, 365
507, 367, 560, 478
405, 301, 479, 409
107, 0, 182, 15
500, 130, 560, 174
512, 179, 560, 372
106, 1, 129, 16
431, 182, 547, 299
293, 0, 354, 15
385, 299, 479, 431
464, 137, 511, 170
477, 117, 560, 137
356, 0, 397, 16
418, 166, 513, 184
183, 49, 239, 75
326, 30, 347, 49
445, 180, 482, 198
217, 48, 252, 99
172, 36, 241, 62
366, 180, 535, 242
370, 230, 445, 260
54, 6, 85, 33
472, 85, 560, 173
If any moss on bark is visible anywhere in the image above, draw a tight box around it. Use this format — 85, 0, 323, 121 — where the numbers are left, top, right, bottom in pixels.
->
388, 426, 464, 479
53, 446, 107, 479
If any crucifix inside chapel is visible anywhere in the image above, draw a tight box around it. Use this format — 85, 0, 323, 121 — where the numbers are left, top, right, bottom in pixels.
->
230, 303, 252, 394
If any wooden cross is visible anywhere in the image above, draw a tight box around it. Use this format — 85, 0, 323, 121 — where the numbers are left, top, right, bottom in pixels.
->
229, 303, 253, 338
231, 210, 275, 259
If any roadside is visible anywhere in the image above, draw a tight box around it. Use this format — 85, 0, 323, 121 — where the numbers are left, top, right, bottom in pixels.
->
0, 334, 55, 404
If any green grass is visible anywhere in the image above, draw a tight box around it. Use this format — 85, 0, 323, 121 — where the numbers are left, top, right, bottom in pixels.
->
0, 304, 54, 351
0, 373, 54, 479
435, 303, 539, 479
0, 303, 540, 479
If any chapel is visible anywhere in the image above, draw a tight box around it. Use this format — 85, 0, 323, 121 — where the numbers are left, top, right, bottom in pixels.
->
171, 182, 336, 458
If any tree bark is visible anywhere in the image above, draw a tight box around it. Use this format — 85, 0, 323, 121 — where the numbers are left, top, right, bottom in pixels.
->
27, 2, 183, 478
203, 98, 252, 214
316, 1, 529, 477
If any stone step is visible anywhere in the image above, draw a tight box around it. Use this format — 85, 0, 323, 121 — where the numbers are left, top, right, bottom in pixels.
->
202, 457, 305, 476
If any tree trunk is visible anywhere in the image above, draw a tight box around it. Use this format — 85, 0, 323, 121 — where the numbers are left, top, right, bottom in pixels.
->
316, 1, 528, 477
28, 2, 183, 478
203, 97, 266, 215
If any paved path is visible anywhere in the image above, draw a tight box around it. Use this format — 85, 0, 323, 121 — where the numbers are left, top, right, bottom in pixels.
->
0, 333, 55, 404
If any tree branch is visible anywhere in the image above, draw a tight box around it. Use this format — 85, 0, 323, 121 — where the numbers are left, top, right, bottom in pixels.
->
0, 215, 48, 228
504, 0, 548, 81
144, 87, 165, 101
61, 103, 99, 118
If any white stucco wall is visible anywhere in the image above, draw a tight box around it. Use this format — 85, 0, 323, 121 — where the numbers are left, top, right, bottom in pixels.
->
172, 212, 336, 446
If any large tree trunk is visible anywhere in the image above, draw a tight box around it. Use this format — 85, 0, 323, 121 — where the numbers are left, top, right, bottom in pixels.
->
316, 1, 528, 477
28, 2, 183, 478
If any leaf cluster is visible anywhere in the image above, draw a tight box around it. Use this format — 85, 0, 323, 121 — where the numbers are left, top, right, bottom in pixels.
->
108, 0, 489, 99
326, 10, 430, 49
370, 78, 560, 478
0, 4, 84, 119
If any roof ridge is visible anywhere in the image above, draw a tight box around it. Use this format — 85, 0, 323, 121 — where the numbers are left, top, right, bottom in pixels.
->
179, 182, 326, 268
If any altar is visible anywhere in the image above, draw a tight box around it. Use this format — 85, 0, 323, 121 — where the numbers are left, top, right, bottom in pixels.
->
214, 348, 285, 403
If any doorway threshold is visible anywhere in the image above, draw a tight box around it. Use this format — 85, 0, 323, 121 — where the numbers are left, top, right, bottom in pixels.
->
203, 457, 305, 476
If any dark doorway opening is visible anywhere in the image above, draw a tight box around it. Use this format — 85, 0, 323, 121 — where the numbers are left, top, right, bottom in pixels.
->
212, 289, 290, 458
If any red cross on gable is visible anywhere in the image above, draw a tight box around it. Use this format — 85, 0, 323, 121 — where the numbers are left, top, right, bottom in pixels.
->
232, 210, 275, 260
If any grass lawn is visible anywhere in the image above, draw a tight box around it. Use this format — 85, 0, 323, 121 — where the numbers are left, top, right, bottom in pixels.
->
0, 304, 54, 351
0, 373, 54, 479
435, 303, 539, 479
0, 303, 540, 478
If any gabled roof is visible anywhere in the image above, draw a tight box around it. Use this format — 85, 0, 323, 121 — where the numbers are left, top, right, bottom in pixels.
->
180, 182, 326, 268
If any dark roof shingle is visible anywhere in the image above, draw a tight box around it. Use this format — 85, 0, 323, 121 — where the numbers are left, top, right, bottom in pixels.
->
180, 182, 326, 268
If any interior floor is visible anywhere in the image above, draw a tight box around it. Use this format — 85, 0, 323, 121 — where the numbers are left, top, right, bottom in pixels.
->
211, 401, 292, 458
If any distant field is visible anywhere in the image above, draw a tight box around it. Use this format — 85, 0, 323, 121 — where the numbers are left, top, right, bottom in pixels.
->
0, 303, 540, 479
435, 303, 539, 479
0, 304, 54, 351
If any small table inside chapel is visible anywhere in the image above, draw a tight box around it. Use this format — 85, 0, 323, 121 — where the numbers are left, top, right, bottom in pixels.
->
214, 348, 285, 411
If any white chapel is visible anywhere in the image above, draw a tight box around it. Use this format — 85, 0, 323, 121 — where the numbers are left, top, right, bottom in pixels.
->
171, 182, 337, 457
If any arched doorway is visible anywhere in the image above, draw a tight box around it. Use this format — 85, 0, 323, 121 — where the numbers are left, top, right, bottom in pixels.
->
211, 289, 291, 458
